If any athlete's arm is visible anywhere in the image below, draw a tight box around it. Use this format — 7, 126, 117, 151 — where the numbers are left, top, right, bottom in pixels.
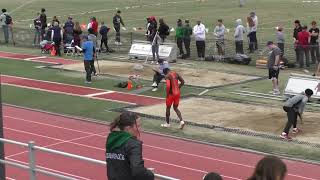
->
177, 74, 185, 89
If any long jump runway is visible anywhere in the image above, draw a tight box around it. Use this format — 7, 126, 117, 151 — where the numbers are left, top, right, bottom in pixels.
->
3, 106, 320, 180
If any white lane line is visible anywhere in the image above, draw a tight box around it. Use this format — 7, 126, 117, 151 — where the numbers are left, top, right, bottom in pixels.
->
24, 56, 47, 61
6, 115, 319, 180
84, 91, 114, 97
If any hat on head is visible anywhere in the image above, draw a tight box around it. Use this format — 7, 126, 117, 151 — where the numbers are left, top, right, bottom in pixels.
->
266, 41, 274, 46
305, 89, 313, 96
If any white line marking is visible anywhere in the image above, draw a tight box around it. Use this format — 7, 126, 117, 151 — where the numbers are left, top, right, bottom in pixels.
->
198, 89, 209, 96
84, 91, 114, 97
6, 177, 16, 180
24, 56, 47, 61
6, 158, 90, 180
2, 83, 136, 105
9, 0, 37, 14
5, 115, 319, 180
1, 74, 164, 100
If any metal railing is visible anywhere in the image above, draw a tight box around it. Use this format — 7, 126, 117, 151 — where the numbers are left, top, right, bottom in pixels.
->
0, 138, 179, 180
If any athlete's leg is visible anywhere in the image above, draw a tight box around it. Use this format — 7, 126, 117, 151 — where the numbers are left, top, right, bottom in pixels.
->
165, 106, 171, 124
173, 105, 183, 122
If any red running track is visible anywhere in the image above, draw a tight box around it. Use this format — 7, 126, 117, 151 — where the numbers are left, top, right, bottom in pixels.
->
1, 75, 164, 106
3, 106, 320, 180
0, 51, 79, 65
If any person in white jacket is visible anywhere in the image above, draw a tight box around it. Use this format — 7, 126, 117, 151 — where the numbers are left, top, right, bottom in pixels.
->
234, 19, 246, 54
193, 20, 206, 60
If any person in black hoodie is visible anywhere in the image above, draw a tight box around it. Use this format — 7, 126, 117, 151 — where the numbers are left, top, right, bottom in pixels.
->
158, 18, 169, 42
106, 112, 154, 180
113, 10, 125, 45
40, 8, 47, 40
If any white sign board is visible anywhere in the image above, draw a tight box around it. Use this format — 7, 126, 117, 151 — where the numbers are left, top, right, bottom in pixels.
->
284, 74, 320, 99
128, 41, 177, 61
129, 44, 173, 57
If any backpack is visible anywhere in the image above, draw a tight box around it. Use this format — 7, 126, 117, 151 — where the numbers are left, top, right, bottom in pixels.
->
5, 14, 12, 25
164, 24, 170, 36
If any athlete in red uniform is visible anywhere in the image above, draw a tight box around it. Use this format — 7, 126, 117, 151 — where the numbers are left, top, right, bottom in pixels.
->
161, 68, 185, 129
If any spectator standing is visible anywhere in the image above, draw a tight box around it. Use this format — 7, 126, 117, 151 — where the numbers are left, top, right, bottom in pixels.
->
81, 35, 95, 83
214, 19, 226, 57
276, 27, 285, 57
234, 19, 245, 54
266, 41, 282, 95
106, 112, 154, 180
33, 13, 42, 46
183, 19, 192, 58
51, 22, 63, 56
151, 59, 169, 91
280, 89, 313, 140
90, 17, 98, 36
176, 19, 184, 57
247, 156, 287, 180
247, 12, 258, 53
0, 9, 9, 43
40, 8, 47, 40
297, 25, 311, 68
51, 16, 60, 26
158, 18, 170, 42
113, 10, 125, 45
73, 22, 82, 55
293, 20, 302, 64
193, 20, 206, 60
151, 31, 161, 62
63, 17, 74, 43
88, 28, 97, 76
309, 21, 319, 64
99, 21, 111, 52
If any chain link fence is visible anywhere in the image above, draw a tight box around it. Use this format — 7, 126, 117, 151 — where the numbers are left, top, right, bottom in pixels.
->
0, 27, 298, 63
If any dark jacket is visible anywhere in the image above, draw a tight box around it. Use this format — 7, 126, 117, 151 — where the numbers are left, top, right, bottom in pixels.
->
40, 13, 47, 28
106, 131, 154, 180
99, 25, 110, 38
293, 26, 302, 40
113, 15, 125, 28
158, 23, 170, 39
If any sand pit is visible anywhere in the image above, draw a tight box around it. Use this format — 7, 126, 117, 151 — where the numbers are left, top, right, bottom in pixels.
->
130, 97, 320, 144
62, 61, 259, 87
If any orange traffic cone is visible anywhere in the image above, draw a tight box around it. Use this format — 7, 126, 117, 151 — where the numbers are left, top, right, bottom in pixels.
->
127, 80, 133, 90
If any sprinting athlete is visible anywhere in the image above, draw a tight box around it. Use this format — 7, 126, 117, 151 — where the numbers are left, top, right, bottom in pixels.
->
161, 68, 185, 129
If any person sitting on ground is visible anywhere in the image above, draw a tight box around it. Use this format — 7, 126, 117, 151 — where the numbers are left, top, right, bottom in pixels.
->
106, 112, 154, 180
203, 172, 223, 180
247, 155, 287, 180
151, 59, 170, 92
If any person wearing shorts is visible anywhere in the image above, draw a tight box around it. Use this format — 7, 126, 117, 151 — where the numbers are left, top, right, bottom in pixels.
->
266, 41, 281, 95
161, 68, 185, 129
